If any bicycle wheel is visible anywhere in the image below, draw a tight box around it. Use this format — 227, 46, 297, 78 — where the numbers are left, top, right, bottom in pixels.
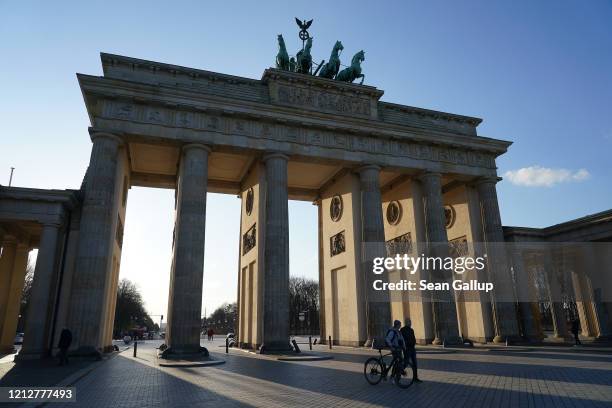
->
393, 361, 414, 389
364, 357, 384, 385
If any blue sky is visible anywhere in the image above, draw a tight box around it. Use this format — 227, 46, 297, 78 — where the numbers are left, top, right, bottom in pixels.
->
1, 0, 610, 315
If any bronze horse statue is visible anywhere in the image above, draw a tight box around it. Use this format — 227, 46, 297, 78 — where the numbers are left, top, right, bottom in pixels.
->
318, 40, 344, 79
295, 37, 313, 74
276, 34, 290, 71
336, 50, 365, 85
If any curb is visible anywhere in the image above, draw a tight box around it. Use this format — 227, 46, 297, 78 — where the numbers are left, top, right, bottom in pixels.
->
157, 359, 225, 368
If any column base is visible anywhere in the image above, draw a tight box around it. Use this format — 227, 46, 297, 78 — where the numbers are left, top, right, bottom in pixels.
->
160, 346, 209, 360
14, 350, 49, 361
522, 334, 546, 343
258, 342, 293, 354
464, 337, 488, 344
432, 336, 462, 346
0, 345, 16, 355
493, 335, 522, 344
68, 346, 103, 360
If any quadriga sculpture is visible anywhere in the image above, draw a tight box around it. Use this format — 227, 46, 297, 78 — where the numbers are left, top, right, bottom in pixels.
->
318, 40, 344, 79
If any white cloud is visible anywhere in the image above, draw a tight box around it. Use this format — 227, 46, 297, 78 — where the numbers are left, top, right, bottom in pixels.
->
503, 166, 590, 187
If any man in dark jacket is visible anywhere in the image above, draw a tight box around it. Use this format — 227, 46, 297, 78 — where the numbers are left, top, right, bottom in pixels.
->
571, 318, 581, 346
400, 318, 422, 383
58, 328, 72, 366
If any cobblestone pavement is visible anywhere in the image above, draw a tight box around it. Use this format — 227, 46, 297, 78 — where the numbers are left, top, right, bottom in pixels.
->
0, 346, 93, 389
8, 338, 612, 408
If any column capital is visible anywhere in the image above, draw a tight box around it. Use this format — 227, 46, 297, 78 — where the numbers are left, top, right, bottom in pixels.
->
357, 164, 381, 174
474, 175, 502, 186
88, 129, 123, 146
417, 171, 443, 182
15, 242, 31, 252
182, 143, 212, 154
1, 235, 18, 246
41, 221, 62, 229
262, 152, 289, 162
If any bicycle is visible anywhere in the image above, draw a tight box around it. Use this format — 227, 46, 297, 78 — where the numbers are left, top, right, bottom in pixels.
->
364, 344, 414, 388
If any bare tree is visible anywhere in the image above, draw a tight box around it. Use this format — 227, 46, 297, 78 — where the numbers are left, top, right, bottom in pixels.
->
202, 302, 237, 334
17, 262, 35, 332
113, 279, 155, 338
289, 276, 319, 335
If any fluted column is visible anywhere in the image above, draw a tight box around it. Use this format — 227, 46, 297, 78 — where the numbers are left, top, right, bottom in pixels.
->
317, 200, 326, 343
67, 132, 122, 355
0, 238, 17, 334
511, 247, 541, 341
359, 165, 391, 345
19, 223, 61, 358
420, 172, 460, 344
540, 252, 569, 338
165, 144, 210, 356
0, 243, 30, 354
476, 177, 519, 342
261, 152, 291, 352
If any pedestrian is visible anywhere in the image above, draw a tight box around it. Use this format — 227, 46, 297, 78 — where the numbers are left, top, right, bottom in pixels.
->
385, 320, 405, 381
400, 318, 422, 383
209, 328, 215, 341
57, 328, 72, 366
571, 318, 581, 346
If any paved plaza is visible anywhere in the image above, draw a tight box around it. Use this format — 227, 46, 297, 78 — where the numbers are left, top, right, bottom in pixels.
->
2, 338, 608, 407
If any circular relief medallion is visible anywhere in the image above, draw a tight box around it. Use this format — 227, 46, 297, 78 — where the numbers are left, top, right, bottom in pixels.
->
245, 188, 254, 216
330, 195, 343, 222
444, 205, 456, 229
386, 201, 402, 225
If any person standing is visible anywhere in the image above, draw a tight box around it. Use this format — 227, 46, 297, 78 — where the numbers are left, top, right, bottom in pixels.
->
400, 318, 422, 383
571, 318, 581, 346
57, 328, 72, 366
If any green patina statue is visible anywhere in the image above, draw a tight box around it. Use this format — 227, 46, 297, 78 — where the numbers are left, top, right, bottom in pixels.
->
336, 50, 365, 85
274, 19, 366, 84
318, 40, 344, 79
276, 34, 290, 71
295, 37, 313, 74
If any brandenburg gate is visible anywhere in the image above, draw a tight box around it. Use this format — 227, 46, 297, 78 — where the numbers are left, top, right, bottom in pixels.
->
1, 49, 609, 358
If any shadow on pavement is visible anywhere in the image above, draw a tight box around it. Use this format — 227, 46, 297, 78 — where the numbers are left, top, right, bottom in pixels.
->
0, 356, 91, 388
178, 351, 611, 408
318, 349, 612, 387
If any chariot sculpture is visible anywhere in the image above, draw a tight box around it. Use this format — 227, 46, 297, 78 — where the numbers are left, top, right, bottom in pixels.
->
274, 18, 367, 85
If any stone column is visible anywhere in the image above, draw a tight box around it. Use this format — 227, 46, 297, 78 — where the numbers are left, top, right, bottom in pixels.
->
476, 177, 519, 342
0, 244, 30, 354
419, 172, 460, 344
19, 223, 61, 359
164, 144, 210, 356
67, 132, 122, 356
541, 252, 569, 339
317, 200, 326, 343
0, 238, 17, 335
261, 152, 291, 352
359, 165, 391, 344
511, 247, 541, 341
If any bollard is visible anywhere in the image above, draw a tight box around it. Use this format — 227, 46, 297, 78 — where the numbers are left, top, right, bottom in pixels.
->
292, 339, 301, 353
226, 337, 229, 354
313, 338, 317, 345
133, 340, 137, 357
309, 336, 312, 350
329, 335, 332, 349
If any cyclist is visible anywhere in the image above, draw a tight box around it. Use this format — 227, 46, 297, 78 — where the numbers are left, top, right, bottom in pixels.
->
385, 320, 405, 378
